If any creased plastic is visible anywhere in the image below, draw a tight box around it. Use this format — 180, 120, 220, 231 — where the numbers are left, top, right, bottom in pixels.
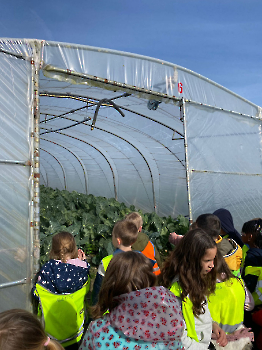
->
0, 39, 262, 311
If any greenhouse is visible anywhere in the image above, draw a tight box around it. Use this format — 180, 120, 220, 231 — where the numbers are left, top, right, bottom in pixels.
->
0, 38, 261, 312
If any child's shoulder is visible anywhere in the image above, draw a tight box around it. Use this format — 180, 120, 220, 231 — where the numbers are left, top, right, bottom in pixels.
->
67, 258, 88, 268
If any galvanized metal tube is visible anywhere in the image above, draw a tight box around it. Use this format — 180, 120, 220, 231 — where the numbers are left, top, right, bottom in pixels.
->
0, 278, 27, 289
0, 160, 30, 165
181, 98, 193, 224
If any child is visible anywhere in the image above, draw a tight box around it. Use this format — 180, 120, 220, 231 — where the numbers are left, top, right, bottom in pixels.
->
208, 250, 254, 350
169, 214, 242, 277
92, 219, 138, 305
160, 228, 228, 349
81, 251, 185, 350
0, 309, 64, 350
196, 214, 242, 277
213, 208, 243, 247
242, 219, 262, 305
33, 231, 90, 296
125, 211, 161, 275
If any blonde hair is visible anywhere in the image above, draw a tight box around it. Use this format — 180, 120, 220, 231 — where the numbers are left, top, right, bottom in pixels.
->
49, 231, 78, 263
125, 212, 143, 230
0, 309, 64, 350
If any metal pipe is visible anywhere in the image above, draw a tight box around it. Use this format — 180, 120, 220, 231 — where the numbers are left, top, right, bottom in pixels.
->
43, 65, 181, 103
0, 160, 30, 165
39, 92, 183, 134
54, 131, 118, 201
186, 99, 261, 121
41, 138, 89, 195
192, 169, 262, 176
93, 126, 157, 212
181, 98, 193, 224
40, 148, 67, 190
0, 278, 27, 289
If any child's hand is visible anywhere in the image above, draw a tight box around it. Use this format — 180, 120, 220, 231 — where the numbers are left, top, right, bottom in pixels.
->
169, 232, 183, 245
78, 248, 86, 261
212, 323, 228, 347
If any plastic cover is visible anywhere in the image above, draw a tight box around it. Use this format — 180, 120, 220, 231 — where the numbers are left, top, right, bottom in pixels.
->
0, 39, 261, 310
0, 40, 33, 311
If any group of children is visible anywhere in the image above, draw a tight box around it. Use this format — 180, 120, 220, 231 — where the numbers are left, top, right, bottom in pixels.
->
1, 209, 262, 350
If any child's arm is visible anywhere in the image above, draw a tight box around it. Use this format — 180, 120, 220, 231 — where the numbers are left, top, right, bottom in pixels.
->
181, 328, 211, 349
91, 262, 105, 306
212, 322, 228, 347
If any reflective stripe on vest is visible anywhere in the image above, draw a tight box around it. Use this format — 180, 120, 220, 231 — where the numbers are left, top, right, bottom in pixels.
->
35, 278, 90, 347
141, 241, 161, 276
208, 278, 245, 333
170, 281, 198, 342
102, 254, 113, 271
245, 266, 262, 306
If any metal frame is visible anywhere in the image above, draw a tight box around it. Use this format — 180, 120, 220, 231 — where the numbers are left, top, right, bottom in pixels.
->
181, 98, 193, 224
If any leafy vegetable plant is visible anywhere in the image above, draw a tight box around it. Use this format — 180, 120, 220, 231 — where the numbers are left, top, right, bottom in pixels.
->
40, 185, 189, 265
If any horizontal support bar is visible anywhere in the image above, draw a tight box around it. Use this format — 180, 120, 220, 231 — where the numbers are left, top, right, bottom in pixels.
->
0, 160, 30, 165
0, 278, 28, 289
192, 169, 262, 176
186, 99, 261, 121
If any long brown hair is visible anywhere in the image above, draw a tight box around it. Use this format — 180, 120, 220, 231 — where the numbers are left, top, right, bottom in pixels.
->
49, 231, 78, 263
216, 249, 235, 281
0, 309, 63, 350
91, 251, 156, 319
160, 228, 217, 316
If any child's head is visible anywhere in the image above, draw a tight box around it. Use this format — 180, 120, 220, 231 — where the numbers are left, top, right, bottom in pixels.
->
91, 251, 156, 318
112, 220, 138, 248
50, 231, 78, 263
125, 212, 143, 232
242, 219, 262, 248
160, 228, 217, 316
0, 309, 63, 350
195, 213, 221, 240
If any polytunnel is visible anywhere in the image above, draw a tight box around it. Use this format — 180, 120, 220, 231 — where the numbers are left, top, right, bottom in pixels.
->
0, 38, 262, 311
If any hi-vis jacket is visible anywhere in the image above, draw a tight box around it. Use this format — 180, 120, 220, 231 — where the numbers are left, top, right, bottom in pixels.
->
170, 280, 213, 350
170, 281, 200, 342
245, 266, 262, 306
35, 278, 90, 348
223, 238, 242, 278
208, 278, 245, 333
102, 244, 160, 275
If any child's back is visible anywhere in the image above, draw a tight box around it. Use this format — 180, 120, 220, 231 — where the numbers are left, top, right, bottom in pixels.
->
125, 211, 161, 275
92, 220, 138, 305
33, 231, 90, 295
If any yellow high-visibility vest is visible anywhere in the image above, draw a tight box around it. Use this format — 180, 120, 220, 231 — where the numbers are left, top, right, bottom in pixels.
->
35, 278, 90, 347
208, 278, 245, 333
170, 281, 198, 342
245, 266, 262, 306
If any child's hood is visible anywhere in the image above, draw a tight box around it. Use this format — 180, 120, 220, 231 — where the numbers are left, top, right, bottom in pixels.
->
38, 259, 89, 294
109, 286, 184, 342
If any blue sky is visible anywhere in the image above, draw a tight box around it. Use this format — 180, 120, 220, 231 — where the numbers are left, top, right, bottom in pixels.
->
1, 0, 262, 106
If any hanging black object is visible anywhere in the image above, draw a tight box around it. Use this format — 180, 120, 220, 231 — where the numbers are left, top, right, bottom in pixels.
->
91, 98, 125, 130
147, 99, 161, 110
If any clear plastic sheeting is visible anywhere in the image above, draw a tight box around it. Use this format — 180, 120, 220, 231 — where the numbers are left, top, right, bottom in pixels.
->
0, 38, 262, 311
0, 44, 33, 311
186, 103, 262, 232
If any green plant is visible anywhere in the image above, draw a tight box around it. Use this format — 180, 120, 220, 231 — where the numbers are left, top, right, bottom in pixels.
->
39, 185, 189, 265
